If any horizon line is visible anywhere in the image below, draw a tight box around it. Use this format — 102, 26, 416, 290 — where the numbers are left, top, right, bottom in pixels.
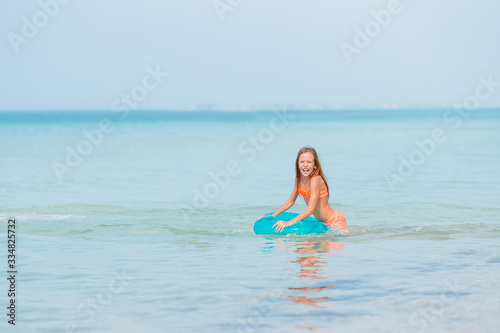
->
1, 105, 500, 113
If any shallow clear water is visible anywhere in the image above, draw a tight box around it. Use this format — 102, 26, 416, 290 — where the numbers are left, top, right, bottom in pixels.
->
0, 109, 499, 332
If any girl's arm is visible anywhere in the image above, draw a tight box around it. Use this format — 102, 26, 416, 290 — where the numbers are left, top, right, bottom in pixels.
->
274, 177, 320, 232
271, 179, 299, 217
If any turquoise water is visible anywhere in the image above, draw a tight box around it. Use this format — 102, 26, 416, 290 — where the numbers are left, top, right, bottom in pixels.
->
0, 109, 499, 332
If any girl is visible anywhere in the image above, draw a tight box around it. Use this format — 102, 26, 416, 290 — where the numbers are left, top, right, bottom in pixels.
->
270, 147, 351, 233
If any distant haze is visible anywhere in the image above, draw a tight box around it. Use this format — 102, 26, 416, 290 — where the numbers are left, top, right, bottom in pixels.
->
1, 0, 500, 110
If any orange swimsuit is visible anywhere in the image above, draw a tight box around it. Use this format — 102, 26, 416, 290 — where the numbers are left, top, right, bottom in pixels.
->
325, 210, 351, 232
297, 177, 328, 199
298, 177, 351, 233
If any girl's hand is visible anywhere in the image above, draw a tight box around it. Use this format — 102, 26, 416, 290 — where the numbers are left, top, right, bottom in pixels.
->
273, 220, 292, 233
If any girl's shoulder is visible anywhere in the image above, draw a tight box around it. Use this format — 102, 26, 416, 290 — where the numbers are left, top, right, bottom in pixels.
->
310, 175, 325, 185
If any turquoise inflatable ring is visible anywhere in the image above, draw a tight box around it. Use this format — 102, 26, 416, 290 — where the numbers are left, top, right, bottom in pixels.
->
253, 212, 329, 235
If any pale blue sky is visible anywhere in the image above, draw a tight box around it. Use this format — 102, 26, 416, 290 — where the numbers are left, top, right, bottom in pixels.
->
1, 0, 499, 110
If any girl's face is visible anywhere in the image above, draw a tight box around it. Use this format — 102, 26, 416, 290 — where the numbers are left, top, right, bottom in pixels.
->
298, 152, 315, 177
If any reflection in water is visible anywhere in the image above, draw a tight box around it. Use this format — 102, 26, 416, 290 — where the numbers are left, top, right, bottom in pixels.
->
273, 239, 347, 330
291, 241, 345, 279
284, 295, 333, 308
295, 324, 330, 331
289, 285, 336, 292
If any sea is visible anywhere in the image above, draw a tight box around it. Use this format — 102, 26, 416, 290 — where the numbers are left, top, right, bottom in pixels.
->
0, 109, 499, 332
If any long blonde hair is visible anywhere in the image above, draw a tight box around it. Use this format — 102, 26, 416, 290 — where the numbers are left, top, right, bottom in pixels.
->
295, 147, 329, 194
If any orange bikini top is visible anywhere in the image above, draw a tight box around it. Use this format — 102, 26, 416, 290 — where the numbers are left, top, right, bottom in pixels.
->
297, 177, 328, 199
